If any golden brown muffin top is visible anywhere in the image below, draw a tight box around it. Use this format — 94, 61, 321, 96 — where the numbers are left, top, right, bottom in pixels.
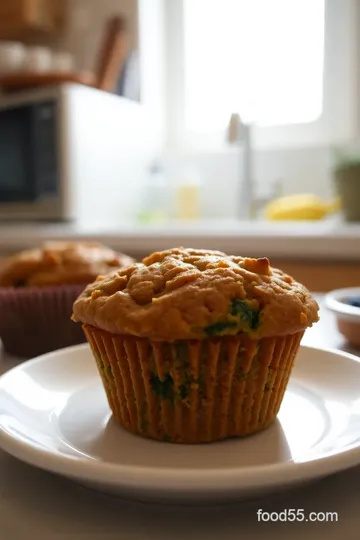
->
72, 247, 319, 340
0, 241, 134, 287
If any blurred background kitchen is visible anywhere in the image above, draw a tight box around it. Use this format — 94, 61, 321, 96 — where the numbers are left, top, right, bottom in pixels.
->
0, 0, 360, 291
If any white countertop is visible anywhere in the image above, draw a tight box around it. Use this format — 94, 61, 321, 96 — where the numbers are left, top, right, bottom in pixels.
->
1, 299, 360, 539
1, 218, 360, 260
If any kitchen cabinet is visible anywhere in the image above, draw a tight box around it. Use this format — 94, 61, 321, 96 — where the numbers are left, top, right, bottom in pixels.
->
0, 0, 65, 42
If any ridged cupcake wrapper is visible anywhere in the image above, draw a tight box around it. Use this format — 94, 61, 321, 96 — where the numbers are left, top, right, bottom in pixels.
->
84, 324, 304, 444
0, 285, 87, 358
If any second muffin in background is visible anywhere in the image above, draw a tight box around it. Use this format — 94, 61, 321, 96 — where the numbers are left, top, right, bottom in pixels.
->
73, 247, 319, 444
0, 241, 134, 358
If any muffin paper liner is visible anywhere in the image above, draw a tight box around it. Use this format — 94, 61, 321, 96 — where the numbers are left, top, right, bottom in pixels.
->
83, 324, 304, 444
0, 285, 87, 358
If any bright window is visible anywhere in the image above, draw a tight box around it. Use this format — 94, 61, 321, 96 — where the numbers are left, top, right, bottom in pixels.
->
161, 0, 359, 150
184, 0, 325, 132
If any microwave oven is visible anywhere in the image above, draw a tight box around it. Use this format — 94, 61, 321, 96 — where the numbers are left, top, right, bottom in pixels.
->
0, 84, 159, 222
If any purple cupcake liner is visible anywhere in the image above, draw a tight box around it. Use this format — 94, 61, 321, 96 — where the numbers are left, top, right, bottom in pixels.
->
0, 285, 86, 358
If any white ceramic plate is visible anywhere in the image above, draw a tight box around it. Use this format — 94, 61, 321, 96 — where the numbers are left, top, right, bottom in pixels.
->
1, 344, 360, 504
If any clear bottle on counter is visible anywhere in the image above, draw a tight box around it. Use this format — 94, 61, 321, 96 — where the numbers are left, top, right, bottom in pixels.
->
137, 161, 170, 223
174, 167, 202, 221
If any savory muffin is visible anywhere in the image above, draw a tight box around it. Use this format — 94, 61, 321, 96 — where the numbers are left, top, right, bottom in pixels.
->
72, 247, 319, 444
0, 241, 134, 287
0, 241, 134, 357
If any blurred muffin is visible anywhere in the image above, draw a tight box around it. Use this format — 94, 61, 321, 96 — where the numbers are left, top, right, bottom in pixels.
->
0, 241, 134, 358
72, 247, 319, 444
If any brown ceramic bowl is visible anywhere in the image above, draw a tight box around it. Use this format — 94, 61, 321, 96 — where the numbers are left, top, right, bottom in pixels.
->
325, 288, 360, 348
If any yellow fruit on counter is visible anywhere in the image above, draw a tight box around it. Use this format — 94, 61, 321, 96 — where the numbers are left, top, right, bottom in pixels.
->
265, 194, 341, 221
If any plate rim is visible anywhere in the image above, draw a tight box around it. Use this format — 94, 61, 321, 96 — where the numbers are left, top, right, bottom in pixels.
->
1, 343, 360, 493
